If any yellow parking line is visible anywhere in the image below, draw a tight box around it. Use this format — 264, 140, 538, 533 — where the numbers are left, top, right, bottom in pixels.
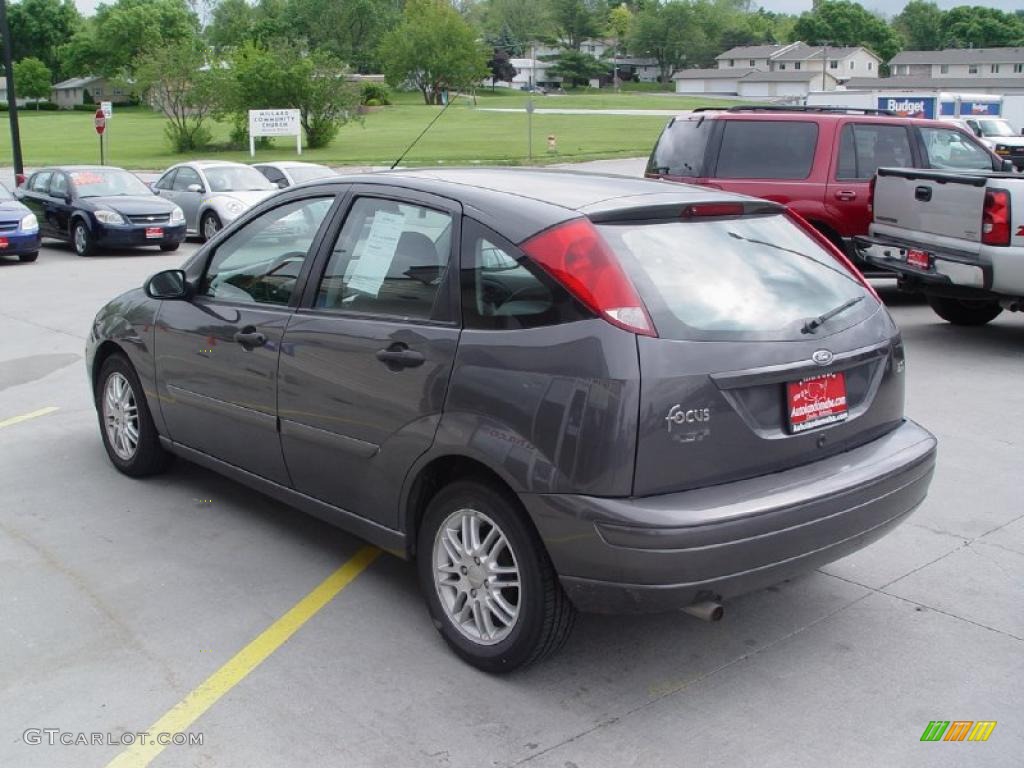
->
0, 406, 59, 430
104, 546, 381, 768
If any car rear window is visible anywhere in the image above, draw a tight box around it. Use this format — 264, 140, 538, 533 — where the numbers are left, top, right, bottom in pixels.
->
646, 117, 713, 177
597, 213, 873, 341
714, 121, 818, 180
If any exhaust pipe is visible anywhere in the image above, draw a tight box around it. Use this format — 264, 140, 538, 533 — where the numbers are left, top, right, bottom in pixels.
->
682, 600, 724, 622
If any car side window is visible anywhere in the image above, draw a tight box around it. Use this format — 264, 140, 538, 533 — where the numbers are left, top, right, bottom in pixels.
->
259, 167, 286, 186
315, 197, 453, 321
836, 124, 913, 180
49, 173, 69, 198
30, 172, 53, 193
919, 127, 994, 171
715, 121, 818, 180
154, 170, 176, 191
200, 197, 334, 306
173, 167, 202, 192
460, 219, 589, 330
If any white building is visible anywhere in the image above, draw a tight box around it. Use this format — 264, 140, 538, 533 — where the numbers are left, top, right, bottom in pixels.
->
673, 68, 839, 98
715, 42, 880, 81
889, 48, 1024, 79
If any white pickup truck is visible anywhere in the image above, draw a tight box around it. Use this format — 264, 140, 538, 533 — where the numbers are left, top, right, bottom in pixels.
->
856, 166, 1024, 325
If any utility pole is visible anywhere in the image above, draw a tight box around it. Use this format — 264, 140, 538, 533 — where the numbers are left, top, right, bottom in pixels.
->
822, 44, 828, 91
0, 0, 25, 178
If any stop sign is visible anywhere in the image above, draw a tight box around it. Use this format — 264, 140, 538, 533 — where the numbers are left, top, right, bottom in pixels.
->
94, 109, 106, 135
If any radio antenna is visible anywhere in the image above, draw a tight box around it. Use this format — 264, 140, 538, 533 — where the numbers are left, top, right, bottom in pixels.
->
390, 91, 461, 170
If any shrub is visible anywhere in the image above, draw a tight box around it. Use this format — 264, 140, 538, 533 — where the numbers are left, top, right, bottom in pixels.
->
165, 121, 212, 153
360, 82, 391, 106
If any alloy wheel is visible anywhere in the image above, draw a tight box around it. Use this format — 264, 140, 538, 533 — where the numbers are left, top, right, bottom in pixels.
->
102, 372, 140, 461
432, 507, 521, 645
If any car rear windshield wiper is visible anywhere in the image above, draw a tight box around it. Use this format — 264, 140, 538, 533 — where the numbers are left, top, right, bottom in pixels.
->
802, 296, 864, 334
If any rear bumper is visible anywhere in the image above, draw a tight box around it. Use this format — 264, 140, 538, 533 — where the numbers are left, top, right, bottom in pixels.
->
521, 419, 936, 613
0, 231, 41, 255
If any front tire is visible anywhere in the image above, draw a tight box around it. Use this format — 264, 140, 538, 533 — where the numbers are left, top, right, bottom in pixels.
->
417, 480, 576, 673
96, 354, 171, 477
926, 295, 1003, 326
200, 211, 222, 242
18, 251, 38, 263
72, 221, 96, 257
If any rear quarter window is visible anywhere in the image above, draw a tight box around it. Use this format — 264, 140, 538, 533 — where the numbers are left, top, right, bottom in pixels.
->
714, 120, 818, 180
647, 118, 713, 177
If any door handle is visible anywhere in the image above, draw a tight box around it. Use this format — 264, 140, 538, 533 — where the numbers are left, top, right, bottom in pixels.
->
914, 186, 932, 202
376, 343, 425, 370
233, 328, 267, 350
833, 190, 857, 201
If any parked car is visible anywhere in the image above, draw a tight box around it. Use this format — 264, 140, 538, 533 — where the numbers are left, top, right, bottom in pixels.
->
856, 166, 1024, 325
254, 161, 336, 189
152, 161, 277, 241
88, 170, 936, 672
0, 181, 41, 263
15, 166, 186, 257
646, 106, 1010, 265
942, 117, 1024, 170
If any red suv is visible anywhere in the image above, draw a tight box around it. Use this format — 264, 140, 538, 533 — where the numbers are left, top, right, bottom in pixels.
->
645, 106, 1007, 262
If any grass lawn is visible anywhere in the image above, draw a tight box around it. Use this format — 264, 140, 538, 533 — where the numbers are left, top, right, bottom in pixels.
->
0, 91, 737, 170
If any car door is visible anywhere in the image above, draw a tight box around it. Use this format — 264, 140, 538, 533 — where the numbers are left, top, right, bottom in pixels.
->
47, 172, 73, 236
153, 193, 338, 483
277, 187, 462, 528
20, 171, 54, 236
152, 168, 178, 206
826, 121, 916, 238
172, 166, 206, 230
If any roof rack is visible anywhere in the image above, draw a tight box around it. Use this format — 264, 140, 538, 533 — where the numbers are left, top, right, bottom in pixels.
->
691, 105, 897, 116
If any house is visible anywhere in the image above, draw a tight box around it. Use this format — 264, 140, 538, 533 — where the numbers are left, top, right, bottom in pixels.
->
51, 76, 131, 109
673, 68, 838, 97
716, 42, 880, 80
889, 48, 1024, 79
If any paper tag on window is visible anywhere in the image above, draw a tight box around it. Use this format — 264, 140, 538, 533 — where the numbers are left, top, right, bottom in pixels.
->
347, 211, 405, 297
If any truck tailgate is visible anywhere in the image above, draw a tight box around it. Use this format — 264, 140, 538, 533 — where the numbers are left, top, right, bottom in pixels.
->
872, 168, 987, 244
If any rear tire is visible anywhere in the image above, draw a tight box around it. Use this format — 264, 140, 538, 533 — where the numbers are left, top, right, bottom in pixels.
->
18, 251, 38, 263
417, 479, 576, 673
160, 243, 180, 252
96, 354, 171, 477
926, 295, 1003, 326
72, 221, 96, 257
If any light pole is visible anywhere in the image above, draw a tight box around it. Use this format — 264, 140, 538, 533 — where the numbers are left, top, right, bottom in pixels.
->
822, 43, 828, 91
0, 0, 25, 179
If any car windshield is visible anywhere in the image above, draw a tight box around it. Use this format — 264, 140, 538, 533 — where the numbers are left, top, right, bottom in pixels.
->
70, 169, 151, 198
0, 183, 12, 201
598, 213, 874, 341
287, 165, 335, 183
205, 166, 276, 192
977, 120, 1016, 138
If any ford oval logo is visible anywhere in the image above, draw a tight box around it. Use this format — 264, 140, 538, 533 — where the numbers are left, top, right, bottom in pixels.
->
812, 349, 834, 366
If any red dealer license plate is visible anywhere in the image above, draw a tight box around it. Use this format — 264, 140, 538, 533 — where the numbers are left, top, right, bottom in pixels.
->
145, 227, 164, 239
906, 249, 931, 270
787, 372, 848, 433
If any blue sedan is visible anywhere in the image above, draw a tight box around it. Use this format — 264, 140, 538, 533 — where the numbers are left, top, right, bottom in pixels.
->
0, 182, 41, 263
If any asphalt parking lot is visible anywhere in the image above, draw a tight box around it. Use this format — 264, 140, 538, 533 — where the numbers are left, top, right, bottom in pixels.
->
2, 177, 1023, 768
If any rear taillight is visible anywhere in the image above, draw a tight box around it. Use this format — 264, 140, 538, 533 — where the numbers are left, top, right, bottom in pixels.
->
785, 210, 880, 302
982, 189, 1011, 246
868, 176, 876, 216
522, 218, 656, 337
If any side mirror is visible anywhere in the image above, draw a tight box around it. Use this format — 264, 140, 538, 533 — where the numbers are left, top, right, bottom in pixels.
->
145, 269, 190, 300
1001, 159, 1015, 173
187, 184, 204, 193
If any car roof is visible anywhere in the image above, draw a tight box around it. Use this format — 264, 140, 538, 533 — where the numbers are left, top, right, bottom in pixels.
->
257, 161, 328, 169
180, 160, 250, 169
323, 168, 771, 244
676, 109, 964, 129
39, 165, 125, 172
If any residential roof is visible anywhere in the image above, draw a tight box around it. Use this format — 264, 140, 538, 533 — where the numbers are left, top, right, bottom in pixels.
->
672, 68, 754, 80
53, 76, 102, 90
716, 44, 794, 61
844, 76, 1024, 90
890, 47, 1024, 65
773, 43, 877, 62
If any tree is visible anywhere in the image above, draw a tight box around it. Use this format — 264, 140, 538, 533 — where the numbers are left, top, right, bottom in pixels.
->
892, 1, 943, 51
939, 6, 1024, 49
793, 0, 902, 67
481, 0, 552, 52
379, 0, 489, 105
13, 57, 52, 108
62, 0, 200, 78
548, 0, 602, 51
133, 39, 227, 151
5, 0, 81, 79
546, 49, 608, 86
487, 47, 516, 86
206, 0, 258, 51
629, 2, 708, 82
287, 0, 401, 73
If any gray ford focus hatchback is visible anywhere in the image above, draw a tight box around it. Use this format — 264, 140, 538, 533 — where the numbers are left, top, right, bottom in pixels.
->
88, 170, 937, 672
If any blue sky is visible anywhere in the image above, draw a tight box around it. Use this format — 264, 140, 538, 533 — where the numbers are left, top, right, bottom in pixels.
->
70, 0, 1022, 19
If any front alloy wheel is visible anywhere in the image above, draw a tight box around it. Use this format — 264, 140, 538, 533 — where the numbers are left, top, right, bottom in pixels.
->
96, 354, 171, 477
73, 222, 95, 256
103, 371, 139, 461
201, 212, 222, 242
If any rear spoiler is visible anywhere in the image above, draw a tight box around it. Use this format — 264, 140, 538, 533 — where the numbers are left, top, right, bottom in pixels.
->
586, 200, 782, 223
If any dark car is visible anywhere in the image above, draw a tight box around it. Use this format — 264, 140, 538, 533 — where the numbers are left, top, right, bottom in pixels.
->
0, 182, 41, 263
645, 106, 1009, 265
17, 166, 187, 257
87, 170, 937, 672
